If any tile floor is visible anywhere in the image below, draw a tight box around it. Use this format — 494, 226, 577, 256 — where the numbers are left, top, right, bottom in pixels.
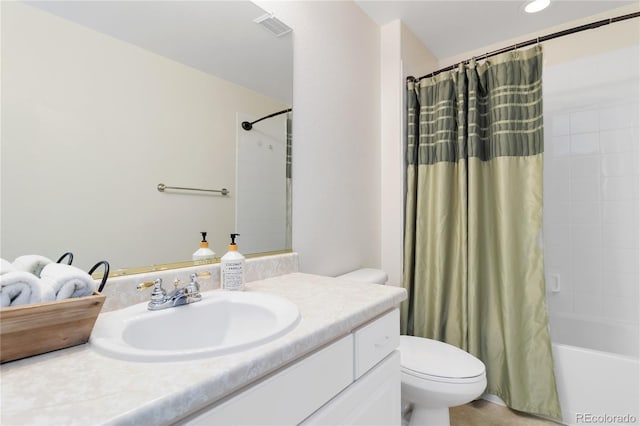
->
450, 400, 561, 426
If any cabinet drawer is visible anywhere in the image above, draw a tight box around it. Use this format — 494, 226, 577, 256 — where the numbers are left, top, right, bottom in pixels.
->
353, 309, 399, 378
302, 351, 401, 426
181, 335, 354, 425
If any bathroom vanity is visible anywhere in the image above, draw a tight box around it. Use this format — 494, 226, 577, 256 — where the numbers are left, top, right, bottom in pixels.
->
0, 272, 406, 425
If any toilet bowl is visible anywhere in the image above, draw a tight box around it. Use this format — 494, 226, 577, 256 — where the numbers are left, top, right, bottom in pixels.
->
337, 269, 487, 426
399, 336, 486, 425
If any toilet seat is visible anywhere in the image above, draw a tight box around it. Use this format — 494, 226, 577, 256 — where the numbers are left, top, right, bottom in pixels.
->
399, 336, 486, 384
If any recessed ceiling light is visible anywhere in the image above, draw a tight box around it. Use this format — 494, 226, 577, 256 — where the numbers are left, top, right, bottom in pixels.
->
524, 0, 551, 13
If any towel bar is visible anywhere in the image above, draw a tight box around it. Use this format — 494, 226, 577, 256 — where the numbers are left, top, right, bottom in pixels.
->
157, 183, 229, 196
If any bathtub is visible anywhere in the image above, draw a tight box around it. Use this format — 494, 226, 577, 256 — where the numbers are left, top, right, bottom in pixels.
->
549, 313, 639, 425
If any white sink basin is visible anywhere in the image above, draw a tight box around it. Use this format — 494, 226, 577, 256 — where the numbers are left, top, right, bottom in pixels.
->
90, 290, 300, 362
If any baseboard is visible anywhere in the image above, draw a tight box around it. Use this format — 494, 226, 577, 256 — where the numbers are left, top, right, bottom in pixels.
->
481, 393, 506, 406
480, 393, 566, 425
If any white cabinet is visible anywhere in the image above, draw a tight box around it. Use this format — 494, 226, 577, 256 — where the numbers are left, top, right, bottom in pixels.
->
353, 308, 399, 379
301, 351, 400, 426
302, 309, 401, 426
181, 335, 354, 425
178, 309, 400, 426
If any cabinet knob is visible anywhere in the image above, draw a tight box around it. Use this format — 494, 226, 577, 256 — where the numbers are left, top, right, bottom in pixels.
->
374, 336, 390, 348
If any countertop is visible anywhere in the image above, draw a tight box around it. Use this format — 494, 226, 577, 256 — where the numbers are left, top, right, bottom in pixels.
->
0, 272, 406, 426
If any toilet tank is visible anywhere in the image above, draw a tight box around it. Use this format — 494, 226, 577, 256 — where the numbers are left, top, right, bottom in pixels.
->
337, 268, 388, 285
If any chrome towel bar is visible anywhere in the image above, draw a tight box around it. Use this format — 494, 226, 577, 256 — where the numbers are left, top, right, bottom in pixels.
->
157, 183, 229, 196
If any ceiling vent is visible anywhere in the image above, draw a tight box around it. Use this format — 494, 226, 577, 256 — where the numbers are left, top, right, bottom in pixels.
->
254, 13, 292, 37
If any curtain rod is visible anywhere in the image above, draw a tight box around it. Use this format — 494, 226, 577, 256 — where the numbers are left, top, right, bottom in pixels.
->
241, 108, 292, 131
408, 10, 640, 82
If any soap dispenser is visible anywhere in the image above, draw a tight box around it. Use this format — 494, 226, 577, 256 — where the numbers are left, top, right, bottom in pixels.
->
221, 233, 245, 291
192, 232, 216, 261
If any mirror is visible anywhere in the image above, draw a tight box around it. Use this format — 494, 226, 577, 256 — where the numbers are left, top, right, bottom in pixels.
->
1, 1, 293, 274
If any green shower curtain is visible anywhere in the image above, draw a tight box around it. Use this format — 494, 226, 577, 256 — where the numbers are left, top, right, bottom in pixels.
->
401, 46, 561, 419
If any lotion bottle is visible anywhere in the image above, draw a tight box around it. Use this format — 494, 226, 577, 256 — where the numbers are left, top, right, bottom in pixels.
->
221, 233, 245, 291
192, 232, 216, 261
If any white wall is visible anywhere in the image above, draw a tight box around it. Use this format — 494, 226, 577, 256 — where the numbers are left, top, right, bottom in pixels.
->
254, 1, 381, 276
380, 21, 404, 287
400, 24, 439, 79
1, 2, 287, 271
236, 113, 288, 254
380, 21, 438, 286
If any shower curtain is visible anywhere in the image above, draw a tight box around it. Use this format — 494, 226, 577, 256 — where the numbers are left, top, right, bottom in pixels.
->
286, 112, 292, 249
401, 46, 561, 419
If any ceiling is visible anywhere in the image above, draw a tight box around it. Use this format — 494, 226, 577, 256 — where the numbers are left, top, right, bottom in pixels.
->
22, 1, 293, 104
20, 0, 637, 99
355, 0, 637, 60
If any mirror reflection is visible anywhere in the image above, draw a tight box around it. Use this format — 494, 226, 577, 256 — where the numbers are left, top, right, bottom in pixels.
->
1, 1, 293, 273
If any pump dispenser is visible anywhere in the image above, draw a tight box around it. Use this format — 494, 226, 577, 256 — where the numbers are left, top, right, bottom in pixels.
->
221, 233, 245, 290
192, 232, 215, 261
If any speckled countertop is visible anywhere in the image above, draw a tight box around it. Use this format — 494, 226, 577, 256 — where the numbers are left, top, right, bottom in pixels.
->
0, 273, 406, 426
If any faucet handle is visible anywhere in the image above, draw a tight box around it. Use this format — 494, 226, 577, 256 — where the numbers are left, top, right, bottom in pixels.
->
137, 280, 158, 291
188, 273, 200, 288
137, 278, 166, 296
184, 274, 202, 303
185, 273, 201, 295
141, 278, 168, 306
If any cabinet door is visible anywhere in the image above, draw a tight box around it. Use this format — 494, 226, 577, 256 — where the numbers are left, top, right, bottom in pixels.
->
180, 335, 354, 426
302, 351, 401, 426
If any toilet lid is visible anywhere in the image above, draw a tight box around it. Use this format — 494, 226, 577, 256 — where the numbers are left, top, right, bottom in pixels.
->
399, 335, 485, 380
337, 268, 388, 284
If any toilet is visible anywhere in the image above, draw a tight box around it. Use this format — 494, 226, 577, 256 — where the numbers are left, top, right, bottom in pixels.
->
337, 269, 487, 426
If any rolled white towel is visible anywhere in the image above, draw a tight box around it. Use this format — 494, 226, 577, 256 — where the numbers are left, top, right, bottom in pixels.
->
0, 271, 54, 307
12, 255, 54, 277
40, 263, 96, 300
1, 258, 17, 275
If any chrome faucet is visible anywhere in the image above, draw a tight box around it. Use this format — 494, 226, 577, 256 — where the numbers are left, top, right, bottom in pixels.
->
137, 273, 205, 311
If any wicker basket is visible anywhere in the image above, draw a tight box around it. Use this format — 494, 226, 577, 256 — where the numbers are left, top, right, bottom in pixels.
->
0, 292, 105, 363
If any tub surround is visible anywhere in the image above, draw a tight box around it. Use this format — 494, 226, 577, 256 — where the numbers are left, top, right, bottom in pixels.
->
0, 272, 406, 425
552, 343, 639, 424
